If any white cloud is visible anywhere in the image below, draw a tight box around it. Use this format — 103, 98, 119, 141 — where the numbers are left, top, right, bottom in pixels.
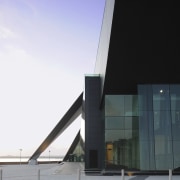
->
0, 26, 17, 39
0, 44, 27, 58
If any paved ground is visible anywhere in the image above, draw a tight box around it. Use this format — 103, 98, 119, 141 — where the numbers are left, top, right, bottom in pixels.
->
0, 162, 180, 180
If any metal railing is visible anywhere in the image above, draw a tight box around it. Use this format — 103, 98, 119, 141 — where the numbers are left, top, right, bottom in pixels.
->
0, 168, 174, 180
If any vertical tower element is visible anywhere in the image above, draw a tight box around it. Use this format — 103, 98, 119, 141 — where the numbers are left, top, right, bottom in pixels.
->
84, 75, 104, 170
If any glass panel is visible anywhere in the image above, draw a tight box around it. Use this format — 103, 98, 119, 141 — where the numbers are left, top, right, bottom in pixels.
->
105, 95, 124, 116
105, 117, 124, 130
138, 84, 153, 111
125, 117, 132, 129
139, 140, 156, 170
170, 85, 180, 141
154, 111, 172, 140
139, 110, 154, 141
154, 137, 173, 170
152, 85, 170, 111
105, 130, 125, 142
170, 85, 180, 111
155, 154, 173, 170
173, 141, 180, 169
124, 95, 139, 116
125, 116, 139, 130
139, 141, 150, 170
171, 110, 180, 140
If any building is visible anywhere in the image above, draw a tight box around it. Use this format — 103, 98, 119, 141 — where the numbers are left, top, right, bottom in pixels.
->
29, 0, 180, 173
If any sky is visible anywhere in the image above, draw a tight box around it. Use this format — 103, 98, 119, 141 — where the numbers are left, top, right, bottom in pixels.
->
0, 0, 106, 157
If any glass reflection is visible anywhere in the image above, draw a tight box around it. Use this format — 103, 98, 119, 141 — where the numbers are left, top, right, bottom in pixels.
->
105, 95, 139, 170
105, 85, 180, 171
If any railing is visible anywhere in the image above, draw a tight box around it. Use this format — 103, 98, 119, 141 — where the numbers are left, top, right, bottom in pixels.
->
0, 167, 175, 180
0, 168, 83, 180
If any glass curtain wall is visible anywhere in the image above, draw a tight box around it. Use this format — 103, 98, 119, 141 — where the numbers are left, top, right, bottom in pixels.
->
105, 84, 180, 171
138, 84, 180, 170
105, 95, 139, 170
138, 84, 173, 170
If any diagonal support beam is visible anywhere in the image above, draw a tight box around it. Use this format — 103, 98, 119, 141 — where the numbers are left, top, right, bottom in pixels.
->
28, 92, 83, 162
63, 130, 80, 161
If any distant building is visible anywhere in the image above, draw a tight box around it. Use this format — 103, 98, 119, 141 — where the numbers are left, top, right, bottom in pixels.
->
29, 0, 180, 173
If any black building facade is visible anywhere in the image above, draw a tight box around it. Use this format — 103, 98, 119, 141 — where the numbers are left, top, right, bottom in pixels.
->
84, 0, 180, 172
29, 0, 180, 173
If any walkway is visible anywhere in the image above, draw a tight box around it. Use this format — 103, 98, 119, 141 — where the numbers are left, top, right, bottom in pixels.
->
0, 162, 180, 180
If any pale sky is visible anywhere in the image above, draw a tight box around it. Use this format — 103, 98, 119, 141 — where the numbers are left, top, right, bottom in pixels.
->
0, 0, 105, 157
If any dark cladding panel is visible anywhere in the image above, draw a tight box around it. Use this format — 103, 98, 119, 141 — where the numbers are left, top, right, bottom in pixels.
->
103, 0, 180, 95
84, 75, 104, 170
